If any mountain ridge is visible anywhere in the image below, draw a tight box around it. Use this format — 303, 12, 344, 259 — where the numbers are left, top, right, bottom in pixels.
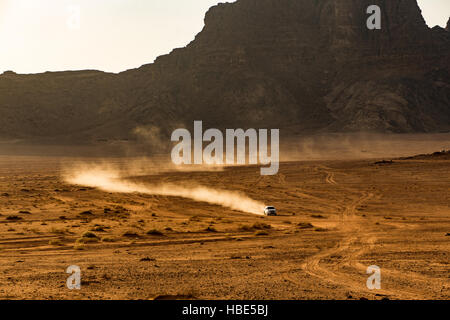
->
1, 0, 449, 144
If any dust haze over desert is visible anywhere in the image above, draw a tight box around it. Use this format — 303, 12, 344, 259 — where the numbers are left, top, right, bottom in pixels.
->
0, 0, 449, 301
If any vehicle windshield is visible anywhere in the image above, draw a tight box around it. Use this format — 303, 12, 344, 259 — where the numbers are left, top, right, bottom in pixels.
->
266, 207, 275, 209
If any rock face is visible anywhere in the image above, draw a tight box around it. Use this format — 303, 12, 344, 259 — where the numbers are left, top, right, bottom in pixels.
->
0, 0, 449, 143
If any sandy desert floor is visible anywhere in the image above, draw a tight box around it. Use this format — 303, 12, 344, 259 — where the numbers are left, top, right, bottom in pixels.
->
0, 155, 448, 300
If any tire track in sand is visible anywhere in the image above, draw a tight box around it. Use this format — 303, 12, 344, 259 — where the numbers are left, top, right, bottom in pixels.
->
298, 167, 426, 299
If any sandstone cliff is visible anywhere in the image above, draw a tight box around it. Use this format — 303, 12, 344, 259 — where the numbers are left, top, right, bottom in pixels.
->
0, 0, 449, 143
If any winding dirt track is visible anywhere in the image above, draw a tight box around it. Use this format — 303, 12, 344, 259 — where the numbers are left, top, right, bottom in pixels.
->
300, 166, 445, 300
301, 167, 378, 296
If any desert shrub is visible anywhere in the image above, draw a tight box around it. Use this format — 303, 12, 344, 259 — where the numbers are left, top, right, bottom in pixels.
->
140, 257, 156, 262
122, 230, 139, 238
204, 226, 217, 233
81, 231, 98, 238
50, 227, 67, 234
90, 226, 106, 232
298, 222, 314, 229
239, 225, 253, 232
73, 244, 86, 250
101, 237, 117, 242
146, 229, 164, 236
6, 215, 22, 221
76, 237, 99, 244
239, 222, 271, 232
255, 230, 269, 236
252, 222, 271, 230
49, 240, 64, 246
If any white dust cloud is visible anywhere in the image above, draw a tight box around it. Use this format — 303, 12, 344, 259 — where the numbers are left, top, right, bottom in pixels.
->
64, 164, 264, 216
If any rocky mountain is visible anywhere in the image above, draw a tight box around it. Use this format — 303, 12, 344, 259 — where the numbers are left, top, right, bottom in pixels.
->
0, 0, 449, 144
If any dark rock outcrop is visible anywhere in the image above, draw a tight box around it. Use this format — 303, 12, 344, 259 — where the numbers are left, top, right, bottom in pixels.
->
0, 0, 449, 143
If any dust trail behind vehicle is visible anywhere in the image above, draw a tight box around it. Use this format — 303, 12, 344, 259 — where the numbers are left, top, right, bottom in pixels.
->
64, 164, 265, 215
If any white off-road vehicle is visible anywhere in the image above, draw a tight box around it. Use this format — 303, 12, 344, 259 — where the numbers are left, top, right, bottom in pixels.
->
264, 206, 277, 216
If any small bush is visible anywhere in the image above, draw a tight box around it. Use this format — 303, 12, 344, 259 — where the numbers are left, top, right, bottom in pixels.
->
122, 230, 139, 238
50, 228, 67, 234
252, 222, 271, 230
146, 229, 164, 236
239, 225, 253, 232
90, 226, 106, 232
239, 222, 271, 232
81, 231, 98, 239
204, 226, 217, 233
6, 215, 22, 221
140, 257, 156, 262
298, 222, 314, 229
49, 240, 64, 246
101, 237, 117, 242
73, 244, 86, 250
76, 237, 99, 244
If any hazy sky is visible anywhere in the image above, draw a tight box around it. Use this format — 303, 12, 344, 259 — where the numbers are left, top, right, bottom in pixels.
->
0, 0, 448, 74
